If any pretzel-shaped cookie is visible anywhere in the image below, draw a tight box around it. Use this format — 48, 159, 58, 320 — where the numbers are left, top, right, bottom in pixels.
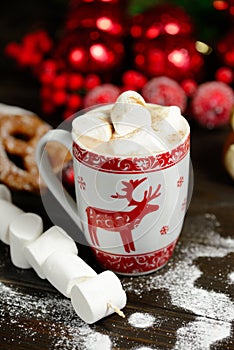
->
0, 114, 50, 192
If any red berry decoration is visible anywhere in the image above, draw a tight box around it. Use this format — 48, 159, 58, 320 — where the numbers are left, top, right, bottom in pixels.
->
5, 30, 53, 69
215, 67, 234, 84
67, 73, 84, 90
84, 74, 102, 90
84, 83, 120, 107
181, 79, 198, 97
122, 70, 147, 90
191, 81, 234, 128
217, 30, 234, 69
142, 76, 187, 112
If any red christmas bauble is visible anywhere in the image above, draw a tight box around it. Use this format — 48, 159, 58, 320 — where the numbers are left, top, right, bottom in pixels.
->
130, 4, 194, 40
133, 35, 204, 82
215, 66, 234, 84
142, 76, 187, 112
191, 81, 234, 128
55, 30, 124, 74
65, 2, 127, 37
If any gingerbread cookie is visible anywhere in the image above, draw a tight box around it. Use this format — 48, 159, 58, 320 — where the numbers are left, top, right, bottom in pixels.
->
0, 104, 71, 192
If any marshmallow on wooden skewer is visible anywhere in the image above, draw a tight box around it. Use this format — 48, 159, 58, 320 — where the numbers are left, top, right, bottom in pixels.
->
0, 199, 24, 244
0, 184, 12, 202
24, 226, 78, 279
42, 251, 97, 298
9, 213, 43, 269
71, 270, 127, 324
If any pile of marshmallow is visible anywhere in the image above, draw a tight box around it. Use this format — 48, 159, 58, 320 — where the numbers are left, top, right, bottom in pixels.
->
0, 184, 126, 324
72, 90, 183, 156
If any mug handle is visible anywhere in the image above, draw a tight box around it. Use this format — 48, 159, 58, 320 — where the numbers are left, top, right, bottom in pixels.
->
36, 129, 82, 229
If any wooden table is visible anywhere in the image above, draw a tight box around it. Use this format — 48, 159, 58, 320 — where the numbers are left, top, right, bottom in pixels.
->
0, 3, 234, 348
0, 105, 233, 350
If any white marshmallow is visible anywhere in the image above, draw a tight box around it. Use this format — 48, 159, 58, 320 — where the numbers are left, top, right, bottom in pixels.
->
111, 91, 151, 136
151, 105, 183, 132
9, 213, 43, 269
0, 199, 24, 244
42, 251, 97, 297
114, 90, 146, 105
71, 270, 127, 324
72, 111, 112, 143
0, 185, 12, 202
165, 106, 185, 135
107, 127, 167, 156
24, 226, 78, 279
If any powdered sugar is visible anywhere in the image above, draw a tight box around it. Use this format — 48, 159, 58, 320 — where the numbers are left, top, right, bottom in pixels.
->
228, 271, 234, 283
0, 213, 233, 349
174, 317, 231, 350
133, 347, 155, 350
123, 213, 234, 350
0, 282, 112, 349
128, 312, 155, 328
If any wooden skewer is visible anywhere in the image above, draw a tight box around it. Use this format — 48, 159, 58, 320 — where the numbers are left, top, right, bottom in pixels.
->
107, 302, 125, 318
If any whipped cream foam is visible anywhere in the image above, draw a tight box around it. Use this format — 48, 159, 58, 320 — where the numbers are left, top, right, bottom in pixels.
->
72, 91, 189, 156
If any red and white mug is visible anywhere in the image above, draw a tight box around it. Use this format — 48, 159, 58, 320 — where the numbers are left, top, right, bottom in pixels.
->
36, 105, 191, 275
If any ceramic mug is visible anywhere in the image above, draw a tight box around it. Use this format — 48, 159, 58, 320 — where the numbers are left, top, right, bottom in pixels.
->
36, 105, 190, 275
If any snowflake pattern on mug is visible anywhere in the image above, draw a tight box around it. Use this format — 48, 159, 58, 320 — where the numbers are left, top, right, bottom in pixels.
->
78, 176, 86, 190
177, 176, 184, 187
160, 226, 169, 235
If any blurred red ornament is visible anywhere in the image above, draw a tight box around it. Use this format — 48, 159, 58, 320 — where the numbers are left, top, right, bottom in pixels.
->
191, 81, 234, 128
65, 2, 127, 37
67, 93, 83, 109
181, 79, 198, 97
84, 74, 102, 89
122, 70, 147, 90
54, 73, 67, 89
229, 0, 234, 16
5, 30, 53, 69
53, 89, 67, 106
213, 0, 229, 10
217, 31, 234, 68
142, 76, 187, 112
130, 4, 194, 40
62, 161, 75, 188
215, 66, 234, 84
133, 35, 204, 81
67, 73, 84, 90
84, 83, 120, 107
39, 59, 57, 83
55, 30, 124, 74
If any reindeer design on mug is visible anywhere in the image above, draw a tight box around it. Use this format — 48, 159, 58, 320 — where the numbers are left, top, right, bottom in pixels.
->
86, 177, 161, 253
